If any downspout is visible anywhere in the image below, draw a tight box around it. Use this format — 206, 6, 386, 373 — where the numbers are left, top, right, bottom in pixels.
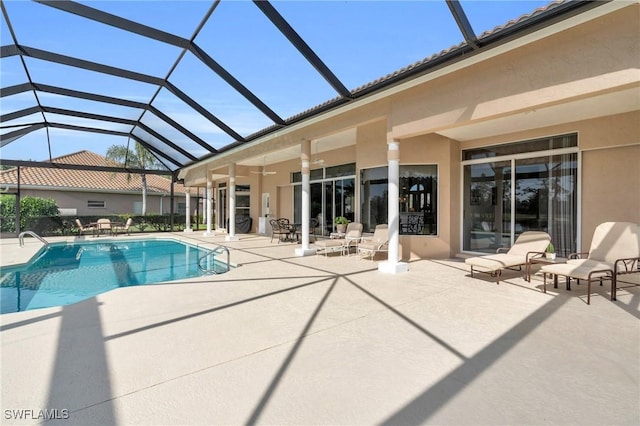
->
15, 166, 21, 236
170, 177, 175, 231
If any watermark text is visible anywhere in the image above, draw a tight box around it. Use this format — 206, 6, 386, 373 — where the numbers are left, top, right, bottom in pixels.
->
4, 409, 70, 421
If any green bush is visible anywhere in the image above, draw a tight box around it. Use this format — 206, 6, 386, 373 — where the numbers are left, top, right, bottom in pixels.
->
143, 214, 186, 232
0, 195, 17, 233
0, 195, 61, 235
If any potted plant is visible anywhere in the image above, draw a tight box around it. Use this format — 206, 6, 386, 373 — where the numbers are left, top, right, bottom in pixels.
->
545, 242, 556, 260
334, 216, 349, 233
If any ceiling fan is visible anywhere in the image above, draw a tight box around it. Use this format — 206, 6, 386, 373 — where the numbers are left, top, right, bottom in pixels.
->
250, 156, 277, 176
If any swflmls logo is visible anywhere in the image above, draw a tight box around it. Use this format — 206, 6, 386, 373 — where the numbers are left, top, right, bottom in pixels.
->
4, 409, 70, 420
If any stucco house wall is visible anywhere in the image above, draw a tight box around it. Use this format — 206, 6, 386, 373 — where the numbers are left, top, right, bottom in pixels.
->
184, 3, 639, 259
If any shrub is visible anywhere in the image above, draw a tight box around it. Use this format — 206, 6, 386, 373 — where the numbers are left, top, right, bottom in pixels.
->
0, 195, 61, 235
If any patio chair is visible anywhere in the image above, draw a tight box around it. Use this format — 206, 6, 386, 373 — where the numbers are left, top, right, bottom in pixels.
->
269, 218, 291, 243
96, 218, 112, 237
357, 224, 389, 260
465, 231, 551, 284
114, 218, 133, 236
296, 217, 319, 242
75, 219, 96, 236
314, 222, 363, 256
540, 222, 640, 304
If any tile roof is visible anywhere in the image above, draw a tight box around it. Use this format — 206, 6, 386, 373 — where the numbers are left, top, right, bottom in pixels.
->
0, 150, 194, 194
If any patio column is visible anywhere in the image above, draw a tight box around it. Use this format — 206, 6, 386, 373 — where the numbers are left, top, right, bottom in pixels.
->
296, 139, 315, 256
204, 174, 214, 236
183, 187, 192, 232
226, 163, 239, 241
379, 140, 408, 274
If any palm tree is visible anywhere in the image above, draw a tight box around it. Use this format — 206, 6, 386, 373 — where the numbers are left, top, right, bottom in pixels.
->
105, 141, 163, 216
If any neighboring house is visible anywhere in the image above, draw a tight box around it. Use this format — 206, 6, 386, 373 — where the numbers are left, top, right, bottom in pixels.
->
0, 150, 200, 217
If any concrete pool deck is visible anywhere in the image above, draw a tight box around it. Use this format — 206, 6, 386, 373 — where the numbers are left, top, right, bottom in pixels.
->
1, 232, 639, 425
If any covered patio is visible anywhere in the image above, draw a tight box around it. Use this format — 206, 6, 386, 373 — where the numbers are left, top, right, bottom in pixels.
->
2, 233, 638, 425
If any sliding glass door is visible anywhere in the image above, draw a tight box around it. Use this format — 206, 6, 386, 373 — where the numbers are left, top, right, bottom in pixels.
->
514, 154, 577, 256
293, 163, 356, 236
463, 152, 577, 255
463, 160, 511, 252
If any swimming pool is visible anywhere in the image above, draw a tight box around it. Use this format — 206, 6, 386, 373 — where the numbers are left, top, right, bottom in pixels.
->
0, 239, 230, 314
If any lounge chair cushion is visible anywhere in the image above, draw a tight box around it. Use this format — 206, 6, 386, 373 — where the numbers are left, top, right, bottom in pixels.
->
314, 238, 347, 256
358, 240, 387, 252
566, 259, 614, 269
541, 262, 612, 281
584, 222, 640, 263
465, 231, 551, 272
504, 231, 553, 257
314, 239, 345, 249
465, 253, 527, 272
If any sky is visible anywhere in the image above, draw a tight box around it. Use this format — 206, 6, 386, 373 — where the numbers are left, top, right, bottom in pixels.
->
0, 0, 552, 168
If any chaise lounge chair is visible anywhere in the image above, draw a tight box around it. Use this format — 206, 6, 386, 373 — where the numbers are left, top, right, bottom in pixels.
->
314, 222, 363, 256
540, 222, 640, 304
357, 224, 389, 260
465, 231, 551, 284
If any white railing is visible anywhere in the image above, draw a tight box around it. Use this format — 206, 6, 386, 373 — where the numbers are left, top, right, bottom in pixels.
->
198, 245, 230, 274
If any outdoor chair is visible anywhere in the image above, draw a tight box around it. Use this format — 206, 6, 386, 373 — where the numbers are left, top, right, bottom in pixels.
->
114, 218, 133, 236
314, 222, 363, 257
465, 231, 551, 284
269, 218, 291, 243
540, 222, 640, 304
296, 218, 319, 242
96, 218, 112, 237
357, 224, 389, 260
75, 219, 96, 236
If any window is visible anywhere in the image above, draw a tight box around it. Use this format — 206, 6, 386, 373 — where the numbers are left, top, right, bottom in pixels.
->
291, 168, 325, 183
360, 165, 438, 234
235, 185, 250, 217
325, 163, 355, 178
360, 166, 388, 233
399, 165, 438, 235
462, 134, 577, 160
87, 200, 105, 208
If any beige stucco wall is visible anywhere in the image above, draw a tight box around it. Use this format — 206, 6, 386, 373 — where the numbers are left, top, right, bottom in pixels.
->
393, 134, 458, 260
15, 188, 191, 216
581, 144, 640, 251
389, 6, 638, 139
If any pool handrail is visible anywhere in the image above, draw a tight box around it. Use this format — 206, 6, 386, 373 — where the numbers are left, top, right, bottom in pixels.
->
18, 231, 49, 248
198, 245, 230, 274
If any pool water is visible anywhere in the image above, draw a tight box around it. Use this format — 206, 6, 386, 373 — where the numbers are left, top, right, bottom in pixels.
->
0, 239, 229, 314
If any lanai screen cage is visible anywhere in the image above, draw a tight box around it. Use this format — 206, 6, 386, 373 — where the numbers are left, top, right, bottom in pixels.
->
0, 0, 604, 233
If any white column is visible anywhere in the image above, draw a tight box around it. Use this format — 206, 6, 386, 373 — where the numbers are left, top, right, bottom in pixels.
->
226, 163, 239, 241
296, 139, 315, 256
183, 187, 193, 232
379, 140, 408, 274
203, 175, 214, 236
